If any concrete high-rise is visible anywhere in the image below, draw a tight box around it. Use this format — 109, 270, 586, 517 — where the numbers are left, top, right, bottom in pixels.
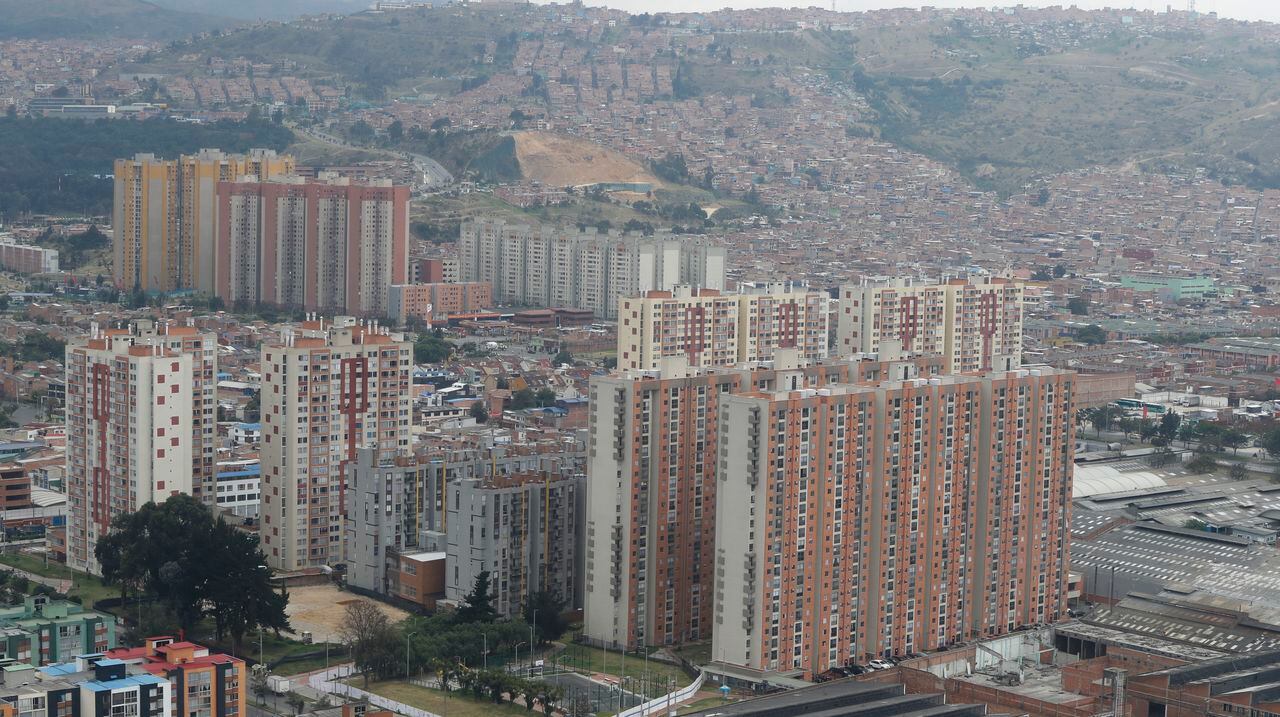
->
712, 367, 1074, 679
446, 470, 583, 618
259, 317, 411, 571
112, 150, 294, 293
583, 355, 947, 650
617, 283, 830, 372
837, 276, 1024, 373
215, 175, 410, 317
458, 218, 725, 319
63, 321, 216, 574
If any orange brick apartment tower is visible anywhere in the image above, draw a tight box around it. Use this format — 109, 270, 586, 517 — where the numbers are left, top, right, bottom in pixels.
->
260, 317, 411, 571
711, 366, 1074, 679
584, 356, 948, 650
215, 176, 410, 317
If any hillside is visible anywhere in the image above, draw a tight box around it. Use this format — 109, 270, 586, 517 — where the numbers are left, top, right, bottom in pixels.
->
151, 0, 370, 21
132, 6, 1280, 193
0, 0, 230, 39
513, 132, 661, 189
844, 20, 1280, 192
148, 4, 527, 98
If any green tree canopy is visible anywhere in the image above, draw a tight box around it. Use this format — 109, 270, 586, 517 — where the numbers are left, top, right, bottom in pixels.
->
95, 495, 289, 650
1075, 324, 1107, 345
456, 570, 498, 624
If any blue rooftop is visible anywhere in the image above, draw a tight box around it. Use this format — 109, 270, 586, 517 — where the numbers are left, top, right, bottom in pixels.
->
82, 674, 167, 692
235, 423, 261, 431
217, 465, 260, 480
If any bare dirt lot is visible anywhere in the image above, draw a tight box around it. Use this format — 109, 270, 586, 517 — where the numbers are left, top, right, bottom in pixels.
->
286, 584, 410, 642
513, 131, 660, 188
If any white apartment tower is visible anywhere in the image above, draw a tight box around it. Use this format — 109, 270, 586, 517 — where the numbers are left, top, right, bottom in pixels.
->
459, 219, 726, 319
64, 322, 214, 574
837, 275, 1023, 373
259, 317, 412, 571
617, 283, 830, 373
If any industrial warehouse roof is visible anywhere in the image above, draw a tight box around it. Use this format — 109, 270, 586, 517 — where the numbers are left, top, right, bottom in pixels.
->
1073, 463, 1167, 498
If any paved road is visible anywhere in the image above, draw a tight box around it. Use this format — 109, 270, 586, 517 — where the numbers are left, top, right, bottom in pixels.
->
289, 124, 454, 190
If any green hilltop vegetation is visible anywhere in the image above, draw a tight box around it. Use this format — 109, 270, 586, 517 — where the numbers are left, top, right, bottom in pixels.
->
0, 115, 294, 219
840, 19, 1280, 193
122, 5, 1280, 193
144, 6, 527, 100
0, 0, 231, 40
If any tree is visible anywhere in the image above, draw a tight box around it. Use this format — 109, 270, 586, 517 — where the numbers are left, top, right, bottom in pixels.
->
1178, 422, 1200, 447
1075, 324, 1108, 345
1159, 412, 1182, 442
339, 601, 398, 686
414, 331, 453, 363
244, 392, 261, 422
1262, 429, 1280, 459
552, 349, 573, 366
387, 120, 403, 143
286, 693, 306, 716
1031, 267, 1053, 281
522, 591, 569, 646
1053, 263, 1067, 278
95, 495, 289, 644
535, 387, 557, 407
510, 388, 536, 410
1221, 429, 1250, 454
349, 120, 375, 144
1230, 463, 1249, 480
251, 674, 270, 705
469, 401, 489, 424
1067, 297, 1089, 316
1186, 454, 1219, 474
1090, 405, 1120, 437
205, 520, 289, 654
456, 570, 498, 624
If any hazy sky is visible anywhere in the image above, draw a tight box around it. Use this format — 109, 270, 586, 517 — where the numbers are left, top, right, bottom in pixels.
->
553, 1, 1279, 23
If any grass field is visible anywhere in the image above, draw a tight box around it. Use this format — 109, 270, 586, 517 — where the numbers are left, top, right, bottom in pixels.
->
360, 680, 531, 717
678, 695, 738, 714
0, 551, 119, 607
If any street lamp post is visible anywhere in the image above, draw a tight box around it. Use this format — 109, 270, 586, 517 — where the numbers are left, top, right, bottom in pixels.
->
406, 632, 417, 680
482, 633, 488, 671
530, 609, 538, 670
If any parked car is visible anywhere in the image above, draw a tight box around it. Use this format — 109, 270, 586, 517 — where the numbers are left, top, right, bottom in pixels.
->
868, 659, 894, 670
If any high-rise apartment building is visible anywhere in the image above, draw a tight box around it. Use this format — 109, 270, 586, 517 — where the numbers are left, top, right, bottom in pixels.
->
837, 276, 1024, 373
617, 284, 829, 372
345, 442, 587, 606
458, 219, 725, 319
216, 175, 410, 317
445, 470, 584, 618
584, 355, 946, 650
259, 317, 412, 571
712, 367, 1074, 678
112, 150, 294, 293
63, 321, 215, 574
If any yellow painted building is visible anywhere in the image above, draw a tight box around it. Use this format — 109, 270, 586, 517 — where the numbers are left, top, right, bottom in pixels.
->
113, 149, 294, 293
